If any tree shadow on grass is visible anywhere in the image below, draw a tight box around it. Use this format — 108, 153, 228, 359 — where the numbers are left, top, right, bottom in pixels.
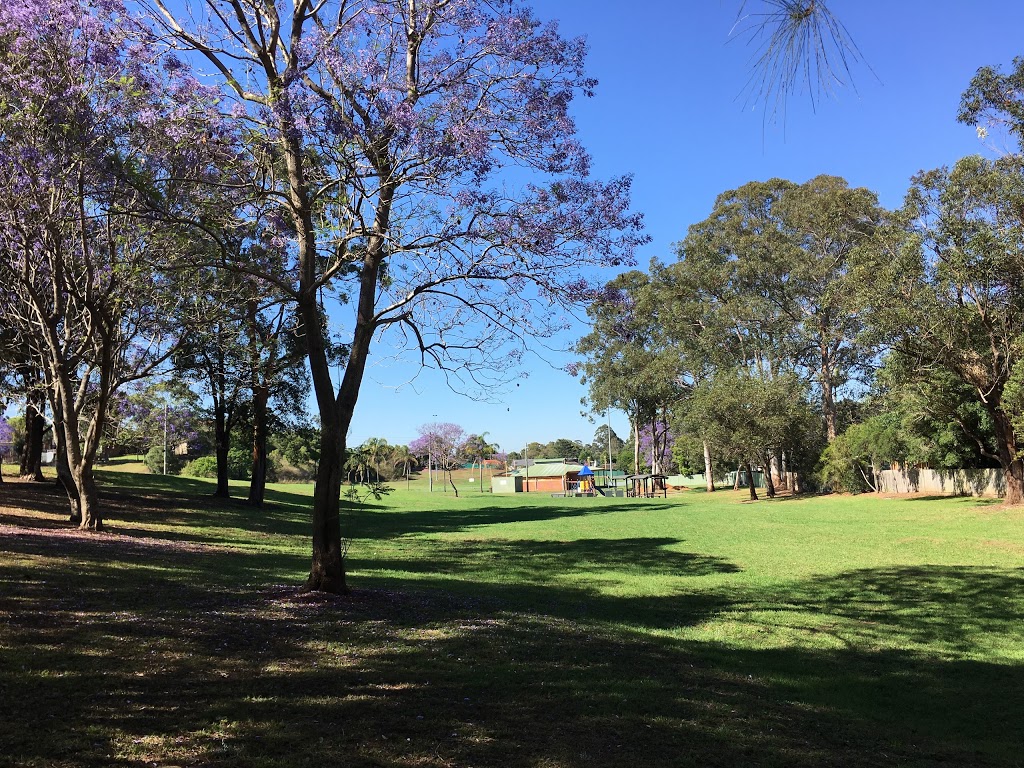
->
1, 474, 328, 545
2, 541, 1023, 767
354, 536, 739, 582
900, 494, 1003, 506
756, 564, 1024, 659
348, 501, 680, 540
6, 474, 669, 546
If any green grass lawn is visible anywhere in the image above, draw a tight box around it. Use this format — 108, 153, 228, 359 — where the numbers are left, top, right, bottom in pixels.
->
2, 470, 1023, 767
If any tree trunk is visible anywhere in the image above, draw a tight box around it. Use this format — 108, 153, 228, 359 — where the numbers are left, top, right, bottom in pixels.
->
821, 341, 838, 442
745, 461, 758, 501
733, 462, 741, 490
75, 463, 102, 530
763, 452, 776, 498
21, 394, 45, 482
774, 449, 787, 490
703, 441, 715, 492
247, 386, 270, 507
283, 78, 395, 591
54, 420, 81, 523
650, 416, 659, 475
632, 420, 640, 474
992, 409, 1024, 504
213, 407, 230, 498
307, 418, 347, 593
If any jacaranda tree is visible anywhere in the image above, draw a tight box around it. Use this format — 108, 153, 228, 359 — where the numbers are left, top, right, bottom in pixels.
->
143, 0, 646, 592
0, 0, 224, 527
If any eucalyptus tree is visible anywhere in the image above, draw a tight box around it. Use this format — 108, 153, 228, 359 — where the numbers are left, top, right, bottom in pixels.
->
666, 176, 879, 491
770, 176, 882, 439
143, 0, 645, 592
683, 369, 815, 499
574, 271, 681, 475
857, 154, 1024, 504
665, 181, 801, 487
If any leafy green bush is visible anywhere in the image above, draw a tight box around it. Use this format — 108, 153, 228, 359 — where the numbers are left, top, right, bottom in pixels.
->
227, 447, 251, 480
144, 445, 185, 475
182, 455, 218, 478
182, 450, 251, 480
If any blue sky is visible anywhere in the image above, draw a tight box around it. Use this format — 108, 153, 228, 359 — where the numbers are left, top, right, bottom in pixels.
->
346, 1, 1024, 454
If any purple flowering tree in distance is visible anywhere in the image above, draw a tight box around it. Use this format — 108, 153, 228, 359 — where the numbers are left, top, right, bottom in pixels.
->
638, 421, 675, 477
143, 0, 647, 592
410, 422, 466, 496
0, 0, 226, 527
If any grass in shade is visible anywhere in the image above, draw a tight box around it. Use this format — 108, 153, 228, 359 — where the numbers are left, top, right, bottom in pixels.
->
2, 464, 1023, 766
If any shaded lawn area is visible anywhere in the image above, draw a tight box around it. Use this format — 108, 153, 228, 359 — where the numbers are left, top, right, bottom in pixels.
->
1, 474, 1024, 767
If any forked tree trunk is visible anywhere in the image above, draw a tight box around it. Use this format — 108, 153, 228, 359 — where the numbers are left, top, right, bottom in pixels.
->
284, 86, 395, 592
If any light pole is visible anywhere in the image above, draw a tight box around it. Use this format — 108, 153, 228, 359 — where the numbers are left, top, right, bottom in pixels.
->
524, 443, 529, 493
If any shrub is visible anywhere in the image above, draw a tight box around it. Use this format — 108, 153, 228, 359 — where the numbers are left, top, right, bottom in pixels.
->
227, 447, 251, 481
182, 450, 251, 480
182, 455, 218, 478
144, 445, 185, 475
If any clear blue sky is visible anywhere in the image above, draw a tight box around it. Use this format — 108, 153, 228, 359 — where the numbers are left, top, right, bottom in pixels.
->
345, 1, 1024, 454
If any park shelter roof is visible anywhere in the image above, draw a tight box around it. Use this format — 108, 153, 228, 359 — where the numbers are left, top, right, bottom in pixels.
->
510, 461, 583, 479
